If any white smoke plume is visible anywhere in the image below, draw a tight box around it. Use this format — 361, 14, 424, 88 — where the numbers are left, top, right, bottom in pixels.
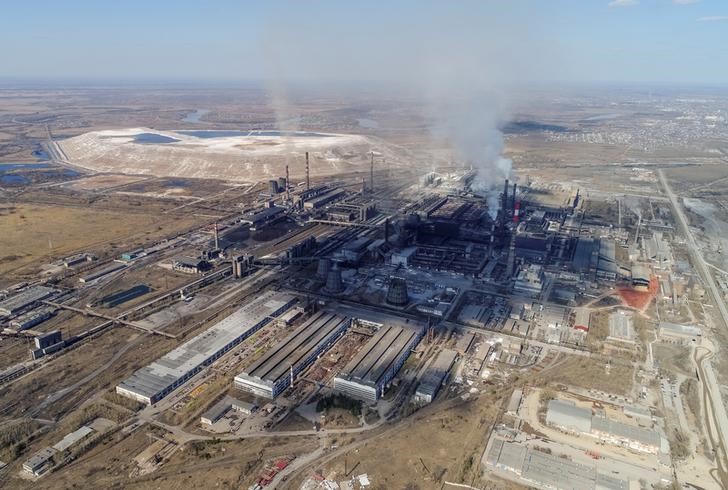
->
260, 2, 551, 211
424, 84, 513, 216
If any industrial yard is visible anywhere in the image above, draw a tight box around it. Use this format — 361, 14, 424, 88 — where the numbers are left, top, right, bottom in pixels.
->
1, 71, 728, 490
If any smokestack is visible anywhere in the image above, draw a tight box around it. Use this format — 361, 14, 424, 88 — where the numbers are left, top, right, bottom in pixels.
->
305, 151, 310, 191
285, 164, 290, 201
361, 176, 366, 194
506, 233, 516, 278
370, 152, 374, 193
214, 222, 219, 250
501, 178, 509, 224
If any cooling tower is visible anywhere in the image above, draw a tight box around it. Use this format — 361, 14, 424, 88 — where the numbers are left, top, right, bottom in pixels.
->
386, 277, 408, 306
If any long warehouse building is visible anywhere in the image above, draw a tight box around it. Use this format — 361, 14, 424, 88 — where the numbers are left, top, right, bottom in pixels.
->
334, 322, 424, 404
234, 311, 351, 398
414, 349, 458, 404
0, 286, 56, 317
116, 291, 296, 404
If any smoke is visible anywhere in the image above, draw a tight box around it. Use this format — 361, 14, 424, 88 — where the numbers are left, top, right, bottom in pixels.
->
424, 83, 513, 217
260, 2, 552, 209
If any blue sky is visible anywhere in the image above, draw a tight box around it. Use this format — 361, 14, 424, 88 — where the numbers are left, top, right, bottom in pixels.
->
1, 0, 727, 84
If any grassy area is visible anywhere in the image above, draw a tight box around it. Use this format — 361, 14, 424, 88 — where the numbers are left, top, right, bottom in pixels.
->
653, 343, 693, 378
587, 311, 609, 348
0, 203, 198, 276
534, 355, 635, 396
290, 387, 513, 490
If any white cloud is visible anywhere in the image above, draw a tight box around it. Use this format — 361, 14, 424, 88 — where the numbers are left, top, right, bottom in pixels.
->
608, 0, 639, 7
674, 0, 699, 5
697, 15, 728, 21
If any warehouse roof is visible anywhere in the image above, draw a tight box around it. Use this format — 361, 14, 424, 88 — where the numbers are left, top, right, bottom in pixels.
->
659, 322, 701, 337
239, 311, 349, 386
242, 205, 284, 224
0, 286, 56, 316
522, 446, 599, 490
117, 291, 295, 401
53, 426, 94, 452
631, 265, 650, 282
545, 399, 592, 433
416, 349, 457, 398
338, 323, 421, 388
591, 416, 661, 447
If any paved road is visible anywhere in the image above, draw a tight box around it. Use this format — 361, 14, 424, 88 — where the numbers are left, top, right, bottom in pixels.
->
659, 169, 728, 487
658, 169, 728, 329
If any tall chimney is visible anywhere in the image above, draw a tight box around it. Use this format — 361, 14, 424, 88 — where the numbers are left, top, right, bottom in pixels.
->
502, 178, 509, 223
305, 151, 310, 191
285, 164, 290, 201
214, 222, 219, 250
512, 182, 518, 214
370, 152, 374, 193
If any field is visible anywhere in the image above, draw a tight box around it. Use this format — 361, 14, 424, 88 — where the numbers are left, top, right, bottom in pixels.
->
532, 355, 635, 397
288, 386, 520, 490
0, 203, 198, 277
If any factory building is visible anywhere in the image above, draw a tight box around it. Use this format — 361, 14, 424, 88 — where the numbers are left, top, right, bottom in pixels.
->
414, 349, 457, 403
52, 426, 94, 453
120, 249, 145, 262
631, 265, 651, 291
116, 291, 296, 405
200, 396, 256, 425
486, 438, 629, 490
334, 322, 424, 404
8, 307, 55, 332
78, 262, 126, 283
454, 332, 475, 354
241, 205, 285, 230
62, 252, 94, 268
339, 237, 373, 263
233, 254, 254, 278
513, 264, 545, 296
35, 330, 62, 350
572, 238, 618, 281
303, 188, 346, 210
99, 284, 151, 308
546, 399, 592, 433
22, 447, 56, 476
390, 247, 417, 267
172, 256, 210, 274
285, 236, 316, 260
234, 311, 351, 398
0, 286, 56, 317
658, 322, 701, 343
546, 399, 663, 454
